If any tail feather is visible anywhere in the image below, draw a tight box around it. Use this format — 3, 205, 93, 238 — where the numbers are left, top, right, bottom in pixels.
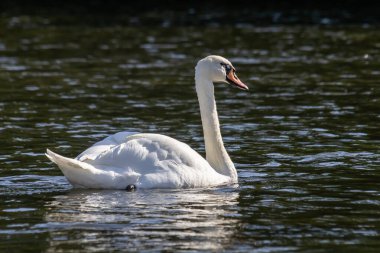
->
46, 149, 92, 171
45, 149, 113, 188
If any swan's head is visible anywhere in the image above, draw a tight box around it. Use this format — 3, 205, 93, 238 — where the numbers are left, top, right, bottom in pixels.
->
195, 55, 248, 90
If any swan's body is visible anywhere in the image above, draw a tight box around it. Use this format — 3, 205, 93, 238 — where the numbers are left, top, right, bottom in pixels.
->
46, 132, 231, 189
46, 55, 248, 189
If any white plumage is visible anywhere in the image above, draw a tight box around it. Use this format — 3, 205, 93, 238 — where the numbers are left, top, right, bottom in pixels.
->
46, 55, 248, 189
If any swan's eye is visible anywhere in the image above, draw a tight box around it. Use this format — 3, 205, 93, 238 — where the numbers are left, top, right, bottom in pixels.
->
220, 63, 232, 74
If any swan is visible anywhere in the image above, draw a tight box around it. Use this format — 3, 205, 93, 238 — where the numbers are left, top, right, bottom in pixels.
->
46, 55, 248, 189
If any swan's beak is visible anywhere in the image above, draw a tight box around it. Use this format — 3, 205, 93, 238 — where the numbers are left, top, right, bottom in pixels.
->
226, 70, 249, 90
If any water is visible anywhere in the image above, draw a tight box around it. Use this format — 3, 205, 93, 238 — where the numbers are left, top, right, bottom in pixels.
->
1, 15, 380, 252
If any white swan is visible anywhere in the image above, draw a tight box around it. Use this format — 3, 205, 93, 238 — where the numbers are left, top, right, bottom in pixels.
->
46, 55, 248, 189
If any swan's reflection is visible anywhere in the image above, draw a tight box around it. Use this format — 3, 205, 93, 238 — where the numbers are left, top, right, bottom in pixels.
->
44, 188, 240, 251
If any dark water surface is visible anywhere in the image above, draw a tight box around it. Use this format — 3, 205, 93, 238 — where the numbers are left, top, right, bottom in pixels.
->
0, 16, 380, 252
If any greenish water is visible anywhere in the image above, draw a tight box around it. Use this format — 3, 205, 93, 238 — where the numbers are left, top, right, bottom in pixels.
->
0, 16, 380, 252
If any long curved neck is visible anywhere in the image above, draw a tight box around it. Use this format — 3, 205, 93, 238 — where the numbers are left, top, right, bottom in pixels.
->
195, 75, 237, 181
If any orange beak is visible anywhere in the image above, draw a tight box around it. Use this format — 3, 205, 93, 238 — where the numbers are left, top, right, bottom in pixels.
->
226, 70, 249, 90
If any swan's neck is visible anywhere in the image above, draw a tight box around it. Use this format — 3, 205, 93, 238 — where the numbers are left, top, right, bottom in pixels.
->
195, 76, 237, 182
